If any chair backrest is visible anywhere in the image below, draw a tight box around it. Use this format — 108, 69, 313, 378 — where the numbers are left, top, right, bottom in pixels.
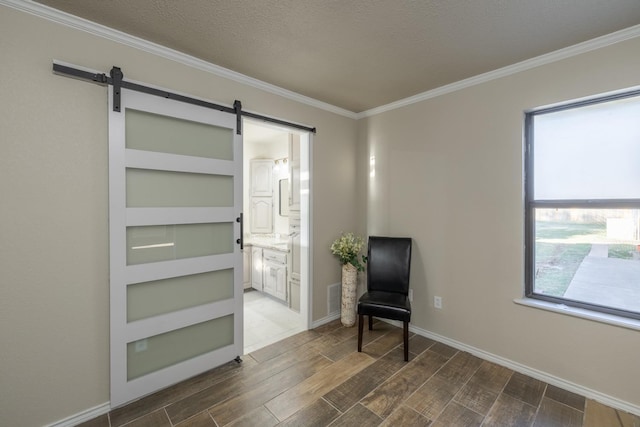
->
367, 236, 412, 295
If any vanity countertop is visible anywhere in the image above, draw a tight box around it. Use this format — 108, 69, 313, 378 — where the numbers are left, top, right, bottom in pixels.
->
245, 234, 289, 252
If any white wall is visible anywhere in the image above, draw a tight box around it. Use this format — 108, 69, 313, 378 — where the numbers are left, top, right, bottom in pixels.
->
358, 35, 640, 411
0, 5, 358, 426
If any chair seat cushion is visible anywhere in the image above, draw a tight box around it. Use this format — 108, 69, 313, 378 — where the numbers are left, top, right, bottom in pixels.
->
357, 291, 411, 322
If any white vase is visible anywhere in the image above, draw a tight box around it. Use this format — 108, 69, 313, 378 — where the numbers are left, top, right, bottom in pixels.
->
341, 263, 358, 327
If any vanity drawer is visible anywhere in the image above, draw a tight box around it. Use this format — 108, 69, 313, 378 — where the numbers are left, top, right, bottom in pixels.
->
263, 249, 287, 264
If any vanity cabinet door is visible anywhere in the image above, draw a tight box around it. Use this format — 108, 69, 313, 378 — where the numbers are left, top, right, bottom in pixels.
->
273, 265, 287, 302
263, 249, 287, 302
250, 197, 273, 233
243, 246, 251, 289
289, 276, 300, 312
263, 262, 276, 297
251, 159, 273, 197
264, 261, 287, 301
251, 246, 263, 291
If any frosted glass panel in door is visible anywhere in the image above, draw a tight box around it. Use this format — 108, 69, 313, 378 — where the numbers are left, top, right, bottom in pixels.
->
126, 168, 233, 207
110, 86, 242, 407
127, 315, 234, 380
126, 223, 234, 265
126, 109, 234, 160
127, 269, 234, 322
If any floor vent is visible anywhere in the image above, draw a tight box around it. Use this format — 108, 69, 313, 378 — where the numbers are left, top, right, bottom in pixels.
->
328, 282, 341, 315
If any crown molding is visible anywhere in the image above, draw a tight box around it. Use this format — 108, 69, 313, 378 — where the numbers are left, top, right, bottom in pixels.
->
1, 0, 359, 120
4, 0, 640, 121
357, 24, 640, 119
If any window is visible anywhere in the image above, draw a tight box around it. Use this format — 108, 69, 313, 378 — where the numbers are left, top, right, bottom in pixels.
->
525, 89, 640, 320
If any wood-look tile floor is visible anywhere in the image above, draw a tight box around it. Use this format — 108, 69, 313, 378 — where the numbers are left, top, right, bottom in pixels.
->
79, 320, 639, 427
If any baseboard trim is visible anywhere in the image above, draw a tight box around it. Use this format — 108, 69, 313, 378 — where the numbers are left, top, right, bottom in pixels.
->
45, 315, 336, 426
45, 317, 640, 425
45, 402, 110, 427
312, 312, 341, 329
375, 319, 640, 417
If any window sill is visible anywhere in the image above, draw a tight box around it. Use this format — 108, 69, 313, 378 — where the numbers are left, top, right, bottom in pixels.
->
514, 298, 640, 332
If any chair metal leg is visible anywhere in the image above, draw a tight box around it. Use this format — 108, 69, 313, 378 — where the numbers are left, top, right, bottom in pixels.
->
368, 315, 373, 330
403, 321, 409, 361
357, 314, 364, 352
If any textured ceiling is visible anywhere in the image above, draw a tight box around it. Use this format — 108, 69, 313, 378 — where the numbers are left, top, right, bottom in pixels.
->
34, 0, 640, 113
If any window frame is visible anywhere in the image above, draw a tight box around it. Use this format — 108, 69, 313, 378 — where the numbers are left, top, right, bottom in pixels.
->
524, 89, 640, 321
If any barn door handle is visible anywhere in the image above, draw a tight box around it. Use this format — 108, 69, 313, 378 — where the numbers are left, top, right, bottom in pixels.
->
236, 213, 244, 250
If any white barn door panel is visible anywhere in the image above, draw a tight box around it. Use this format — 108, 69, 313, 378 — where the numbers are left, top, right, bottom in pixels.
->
108, 87, 243, 407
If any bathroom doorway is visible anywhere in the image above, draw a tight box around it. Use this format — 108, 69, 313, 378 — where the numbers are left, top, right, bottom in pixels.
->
242, 119, 312, 354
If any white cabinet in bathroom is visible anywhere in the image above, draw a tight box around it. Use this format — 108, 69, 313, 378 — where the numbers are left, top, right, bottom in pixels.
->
262, 249, 287, 301
288, 213, 301, 311
250, 244, 288, 302
243, 246, 251, 289
288, 134, 300, 212
250, 159, 273, 197
289, 276, 300, 312
250, 197, 273, 233
250, 159, 274, 233
251, 246, 263, 291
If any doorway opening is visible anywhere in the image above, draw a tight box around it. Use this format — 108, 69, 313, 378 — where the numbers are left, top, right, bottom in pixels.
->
242, 119, 312, 354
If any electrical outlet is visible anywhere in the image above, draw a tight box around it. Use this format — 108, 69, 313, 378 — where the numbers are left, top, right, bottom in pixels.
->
434, 296, 443, 309
408, 289, 413, 302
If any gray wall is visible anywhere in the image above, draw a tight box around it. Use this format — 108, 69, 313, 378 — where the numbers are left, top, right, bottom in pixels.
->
2, 3, 640, 426
0, 6, 358, 426
358, 36, 640, 412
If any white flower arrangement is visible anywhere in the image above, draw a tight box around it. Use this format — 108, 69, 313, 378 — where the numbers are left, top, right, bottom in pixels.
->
330, 232, 367, 271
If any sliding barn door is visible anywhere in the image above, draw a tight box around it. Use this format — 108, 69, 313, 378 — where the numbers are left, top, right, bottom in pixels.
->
108, 87, 243, 407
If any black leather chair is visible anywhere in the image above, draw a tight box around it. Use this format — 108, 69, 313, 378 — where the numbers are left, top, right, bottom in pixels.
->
357, 236, 412, 361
